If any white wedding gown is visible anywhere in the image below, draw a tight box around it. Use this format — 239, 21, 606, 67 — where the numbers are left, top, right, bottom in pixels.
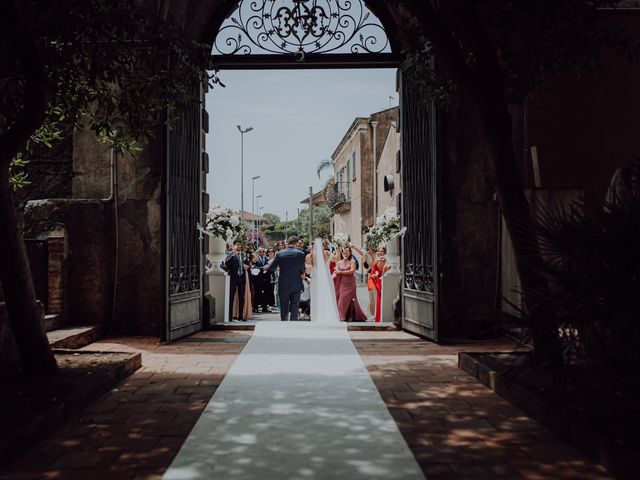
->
310, 238, 340, 323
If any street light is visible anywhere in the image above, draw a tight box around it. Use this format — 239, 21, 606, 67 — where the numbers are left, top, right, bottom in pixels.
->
237, 125, 254, 223
251, 175, 260, 240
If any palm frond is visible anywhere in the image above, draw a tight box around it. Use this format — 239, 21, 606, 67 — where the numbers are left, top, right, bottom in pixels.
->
316, 158, 334, 179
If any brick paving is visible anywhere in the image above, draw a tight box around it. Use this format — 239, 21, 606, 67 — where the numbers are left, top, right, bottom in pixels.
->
0, 330, 251, 480
1, 327, 613, 480
351, 330, 613, 480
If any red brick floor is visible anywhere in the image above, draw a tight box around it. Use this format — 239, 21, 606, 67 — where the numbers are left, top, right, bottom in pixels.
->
0, 330, 251, 480
2, 328, 612, 480
351, 330, 613, 480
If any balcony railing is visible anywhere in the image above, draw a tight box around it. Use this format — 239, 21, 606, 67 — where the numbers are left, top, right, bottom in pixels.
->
325, 185, 351, 214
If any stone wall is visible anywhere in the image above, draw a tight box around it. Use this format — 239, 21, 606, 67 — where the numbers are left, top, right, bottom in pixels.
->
47, 232, 67, 315
23, 199, 113, 329
68, 126, 164, 336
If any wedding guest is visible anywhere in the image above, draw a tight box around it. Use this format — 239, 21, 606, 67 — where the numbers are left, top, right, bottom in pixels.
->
266, 235, 306, 322
221, 240, 247, 321
265, 247, 277, 309
270, 244, 285, 312
252, 247, 270, 313
368, 245, 392, 323
295, 239, 304, 251
299, 276, 311, 320
350, 243, 377, 317
233, 249, 253, 320
332, 246, 367, 322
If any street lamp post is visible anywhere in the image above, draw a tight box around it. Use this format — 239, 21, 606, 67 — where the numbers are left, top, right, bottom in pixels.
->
237, 125, 254, 224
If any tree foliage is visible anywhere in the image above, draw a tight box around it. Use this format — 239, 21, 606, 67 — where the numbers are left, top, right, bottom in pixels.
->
0, 0, 217, 164
524, 161, 640, 369
298, 205, 331, 238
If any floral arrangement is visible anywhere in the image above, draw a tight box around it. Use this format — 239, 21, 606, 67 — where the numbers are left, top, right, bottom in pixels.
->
204, 205, 244, 240
333, 232, 349, 248
365, 207, 406, 248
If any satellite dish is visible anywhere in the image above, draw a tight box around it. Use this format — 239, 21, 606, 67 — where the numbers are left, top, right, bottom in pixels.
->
383, 174, 395, 192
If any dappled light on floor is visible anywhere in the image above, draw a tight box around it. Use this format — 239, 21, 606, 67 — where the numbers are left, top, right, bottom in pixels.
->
352, 331, 613, 480
164, 323, 424, 480
0, 328, 613, 480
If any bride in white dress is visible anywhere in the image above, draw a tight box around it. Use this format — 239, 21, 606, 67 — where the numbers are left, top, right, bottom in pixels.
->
305, 238, 340, 322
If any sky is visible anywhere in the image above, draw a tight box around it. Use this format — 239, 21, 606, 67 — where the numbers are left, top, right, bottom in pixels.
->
205, 69, 397, 221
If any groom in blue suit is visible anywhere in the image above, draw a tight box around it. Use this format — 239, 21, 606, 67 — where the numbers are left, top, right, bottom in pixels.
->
266, 236, 306, 321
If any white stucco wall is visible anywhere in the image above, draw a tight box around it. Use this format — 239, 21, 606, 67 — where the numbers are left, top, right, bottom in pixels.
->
376, 126, 401, 217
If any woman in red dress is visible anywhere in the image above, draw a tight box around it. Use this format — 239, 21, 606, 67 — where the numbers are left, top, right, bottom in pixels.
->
333, 246, 367, 322
368, 246, 391, 323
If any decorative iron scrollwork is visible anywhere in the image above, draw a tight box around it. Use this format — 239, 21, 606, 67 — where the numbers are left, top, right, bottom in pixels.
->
170, 267, 180, 294
402, 61, 436, 295
167, 82, 201, 297
214, 0, 390, 56
405, 263, 415, 289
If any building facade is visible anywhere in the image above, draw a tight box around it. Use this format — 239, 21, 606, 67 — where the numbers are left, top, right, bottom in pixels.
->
330, 107, 399, 249
376, 121, 401, 218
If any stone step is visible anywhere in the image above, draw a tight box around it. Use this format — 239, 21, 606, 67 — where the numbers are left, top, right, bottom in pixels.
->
46, 325, 101, 349
43, 314, 65, 333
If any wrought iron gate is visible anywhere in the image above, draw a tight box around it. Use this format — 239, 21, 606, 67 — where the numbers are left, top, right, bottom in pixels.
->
164, 83, 206, 341
400, 62, 439, 341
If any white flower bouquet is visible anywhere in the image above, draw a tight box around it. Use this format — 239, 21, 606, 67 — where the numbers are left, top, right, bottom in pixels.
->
204, 205, 244, 240
333, 232, 349, 248
365, 207, 406, 248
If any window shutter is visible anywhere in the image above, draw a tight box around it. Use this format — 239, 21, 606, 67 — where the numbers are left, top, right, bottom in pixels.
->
352, 152, 357, 180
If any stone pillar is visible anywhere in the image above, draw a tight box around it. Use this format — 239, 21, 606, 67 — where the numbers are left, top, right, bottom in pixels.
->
381, 236, 401, 323
206, 236, 229, 323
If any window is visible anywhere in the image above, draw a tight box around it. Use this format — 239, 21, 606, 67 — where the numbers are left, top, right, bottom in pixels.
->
338, 169, 343, 193
351, 152, 356, 180
346, 161, 351, 199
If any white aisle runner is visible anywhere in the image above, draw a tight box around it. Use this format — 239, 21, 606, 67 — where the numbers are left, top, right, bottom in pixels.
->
163, 322, 425, 480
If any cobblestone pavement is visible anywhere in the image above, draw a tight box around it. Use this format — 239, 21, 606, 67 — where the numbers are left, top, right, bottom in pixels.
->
351, 330, 613, 480
2, 328, 612, 480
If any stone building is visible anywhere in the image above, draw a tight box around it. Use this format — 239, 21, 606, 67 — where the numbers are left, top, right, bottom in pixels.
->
330, 107, 398, 248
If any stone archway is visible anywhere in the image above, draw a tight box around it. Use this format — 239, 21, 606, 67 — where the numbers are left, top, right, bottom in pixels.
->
101, 0, 499, 342
156, 0, 445, 341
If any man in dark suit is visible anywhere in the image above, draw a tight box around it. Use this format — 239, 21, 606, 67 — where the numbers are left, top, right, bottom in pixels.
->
266, 235, 306, 321
221, 240, 246, 321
